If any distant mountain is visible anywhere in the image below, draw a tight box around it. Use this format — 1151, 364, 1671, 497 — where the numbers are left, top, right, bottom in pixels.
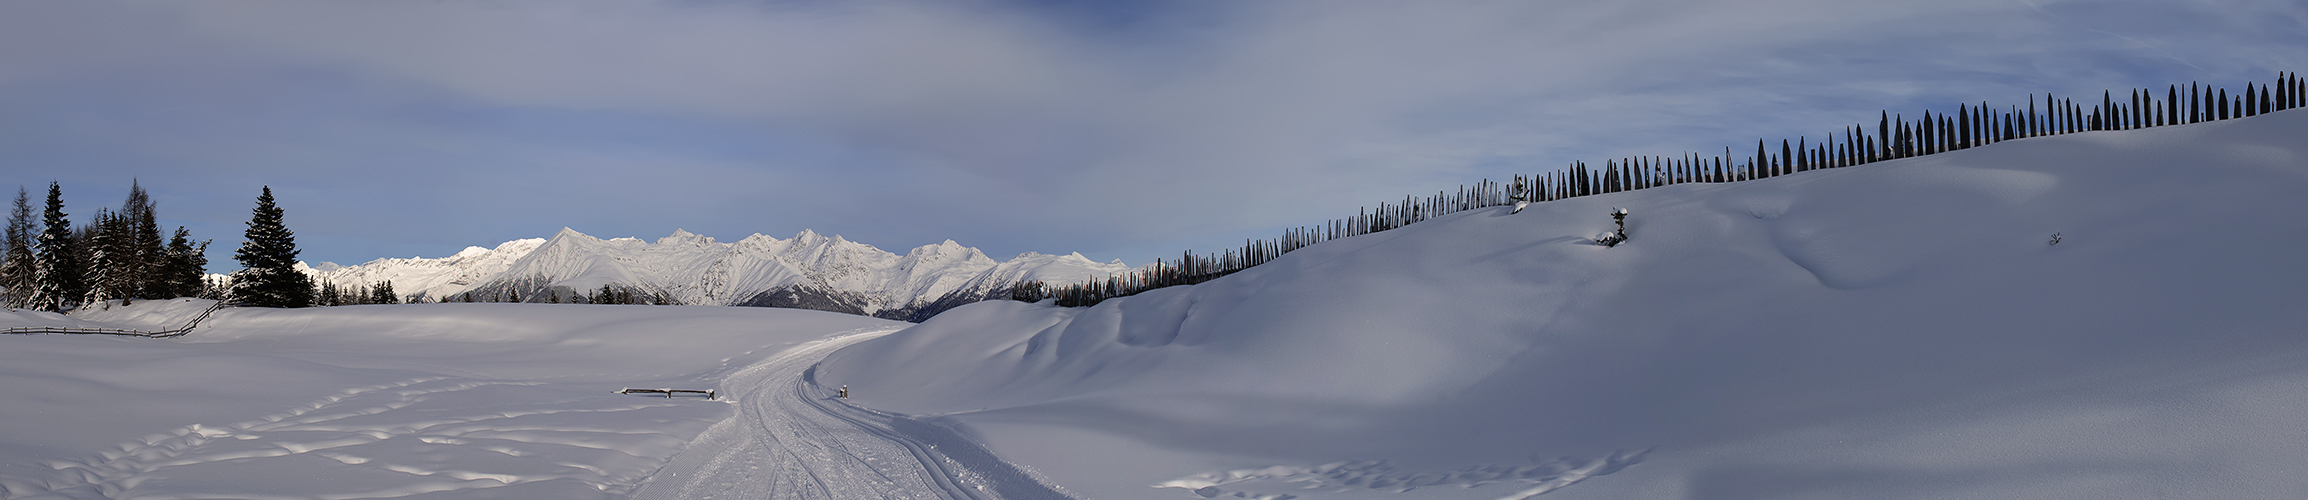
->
303, 228, 1131, 321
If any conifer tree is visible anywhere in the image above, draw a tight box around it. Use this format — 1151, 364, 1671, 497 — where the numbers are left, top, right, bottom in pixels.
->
371, 281, 397, 305
123, 181, 165, 300
33, 183, 88, 312
160, 227, 210, 299
2, 187, 33, 308
88, 208, 139, 305
230, 186, 313, 308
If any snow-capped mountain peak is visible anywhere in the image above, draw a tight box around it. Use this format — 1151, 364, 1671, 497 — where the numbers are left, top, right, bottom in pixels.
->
305, 229, 1128, 321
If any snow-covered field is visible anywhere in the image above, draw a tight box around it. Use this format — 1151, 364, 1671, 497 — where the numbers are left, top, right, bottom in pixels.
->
820, 109, 2308, 499
0, 300, 914, 499
4, 109, 2304, 500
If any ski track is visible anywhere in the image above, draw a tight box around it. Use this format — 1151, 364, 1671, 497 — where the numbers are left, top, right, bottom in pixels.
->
633, 327, 1079, 500
0, 326, 1072, 500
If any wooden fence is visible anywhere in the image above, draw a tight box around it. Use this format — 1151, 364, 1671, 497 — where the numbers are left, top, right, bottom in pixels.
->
1, 301, 228, 338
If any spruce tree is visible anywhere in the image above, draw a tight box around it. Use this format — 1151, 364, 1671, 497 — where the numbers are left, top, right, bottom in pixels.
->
124, 181, 165, 300
88, 208, 138, 305
2, 187, 33, 308
160, 227, 210, 299
33, 183, 88, 312
371, 281, 397, 305
230, 186, 313, 308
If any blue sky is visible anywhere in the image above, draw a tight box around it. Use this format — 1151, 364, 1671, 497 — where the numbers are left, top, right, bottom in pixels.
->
2, 0, 2301, 269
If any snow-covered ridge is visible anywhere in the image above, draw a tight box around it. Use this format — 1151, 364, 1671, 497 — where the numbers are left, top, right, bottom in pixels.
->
304, 228, 1130, 321
819, 109, 2308, 498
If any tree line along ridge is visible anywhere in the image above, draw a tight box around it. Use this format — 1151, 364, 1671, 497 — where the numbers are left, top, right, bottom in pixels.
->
6, 73, 2301, 316
1009, 72, 2308, 308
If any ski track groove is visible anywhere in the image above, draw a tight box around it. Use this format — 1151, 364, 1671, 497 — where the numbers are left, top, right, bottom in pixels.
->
633, 327, 1079, 500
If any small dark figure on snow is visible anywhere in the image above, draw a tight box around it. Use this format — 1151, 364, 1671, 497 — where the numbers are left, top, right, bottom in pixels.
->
1595, 207, 1630, 247
838, 385, 848, 399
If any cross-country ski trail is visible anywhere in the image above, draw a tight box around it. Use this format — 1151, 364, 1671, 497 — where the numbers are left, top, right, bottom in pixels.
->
632, 327, 1076, 500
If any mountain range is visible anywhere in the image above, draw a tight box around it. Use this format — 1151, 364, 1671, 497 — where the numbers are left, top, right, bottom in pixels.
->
302, 228, 1132, 321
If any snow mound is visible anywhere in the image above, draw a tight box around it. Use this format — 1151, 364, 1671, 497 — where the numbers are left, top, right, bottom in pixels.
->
821, 109, 2308, 499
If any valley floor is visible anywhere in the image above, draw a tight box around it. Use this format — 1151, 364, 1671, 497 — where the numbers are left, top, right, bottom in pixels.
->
0, 300, 1044, 500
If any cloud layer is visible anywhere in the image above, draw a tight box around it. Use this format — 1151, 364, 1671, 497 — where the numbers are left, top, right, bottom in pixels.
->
2, 0, 2301, 268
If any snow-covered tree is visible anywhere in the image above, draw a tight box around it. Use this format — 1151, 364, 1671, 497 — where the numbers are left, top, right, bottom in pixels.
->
33, 183, 88, 312
1, 187, 34, 308
88, 207, 142, 305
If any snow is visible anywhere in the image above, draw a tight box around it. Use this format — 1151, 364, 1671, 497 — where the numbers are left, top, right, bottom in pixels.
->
629, 329, 1076, 500
818, 109, 2308, 499
4, 109, 2303, 500
0, 299, 908, 499
306, 228, 1133, 317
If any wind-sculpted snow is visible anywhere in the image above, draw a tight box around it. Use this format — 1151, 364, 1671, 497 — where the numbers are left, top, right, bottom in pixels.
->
305, 228, 1132, 320
821, 109, 2308, 498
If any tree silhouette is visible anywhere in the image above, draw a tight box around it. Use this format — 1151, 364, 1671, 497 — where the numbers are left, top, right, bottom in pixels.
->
230, 186, 313, 308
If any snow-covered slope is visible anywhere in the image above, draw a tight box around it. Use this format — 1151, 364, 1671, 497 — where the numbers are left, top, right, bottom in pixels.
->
819, 109, 2308, 499
308, 228, 1130, 321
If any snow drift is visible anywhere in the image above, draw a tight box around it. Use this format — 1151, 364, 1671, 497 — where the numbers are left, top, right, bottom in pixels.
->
819, 109, 2308, 499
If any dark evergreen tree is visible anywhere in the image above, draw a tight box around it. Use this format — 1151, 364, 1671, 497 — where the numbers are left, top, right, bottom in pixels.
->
2245, 84, 2257, 116
2192, 83, 2202, 123
371, 281, 397, 305
160, 227, 210, 299
124, 181, 165, 300
33, 183, 88, 312
2168, 86, 2180, 126
229, 186, 313, 308
2, 187, 33, 308
1782, 139, 1794, 174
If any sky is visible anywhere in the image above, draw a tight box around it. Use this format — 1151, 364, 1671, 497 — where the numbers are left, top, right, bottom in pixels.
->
1, 0, 2301, 269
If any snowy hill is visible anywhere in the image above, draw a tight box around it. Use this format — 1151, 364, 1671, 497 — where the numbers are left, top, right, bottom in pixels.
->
819, 109, 2308, 499
307, 228, 1131, 321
